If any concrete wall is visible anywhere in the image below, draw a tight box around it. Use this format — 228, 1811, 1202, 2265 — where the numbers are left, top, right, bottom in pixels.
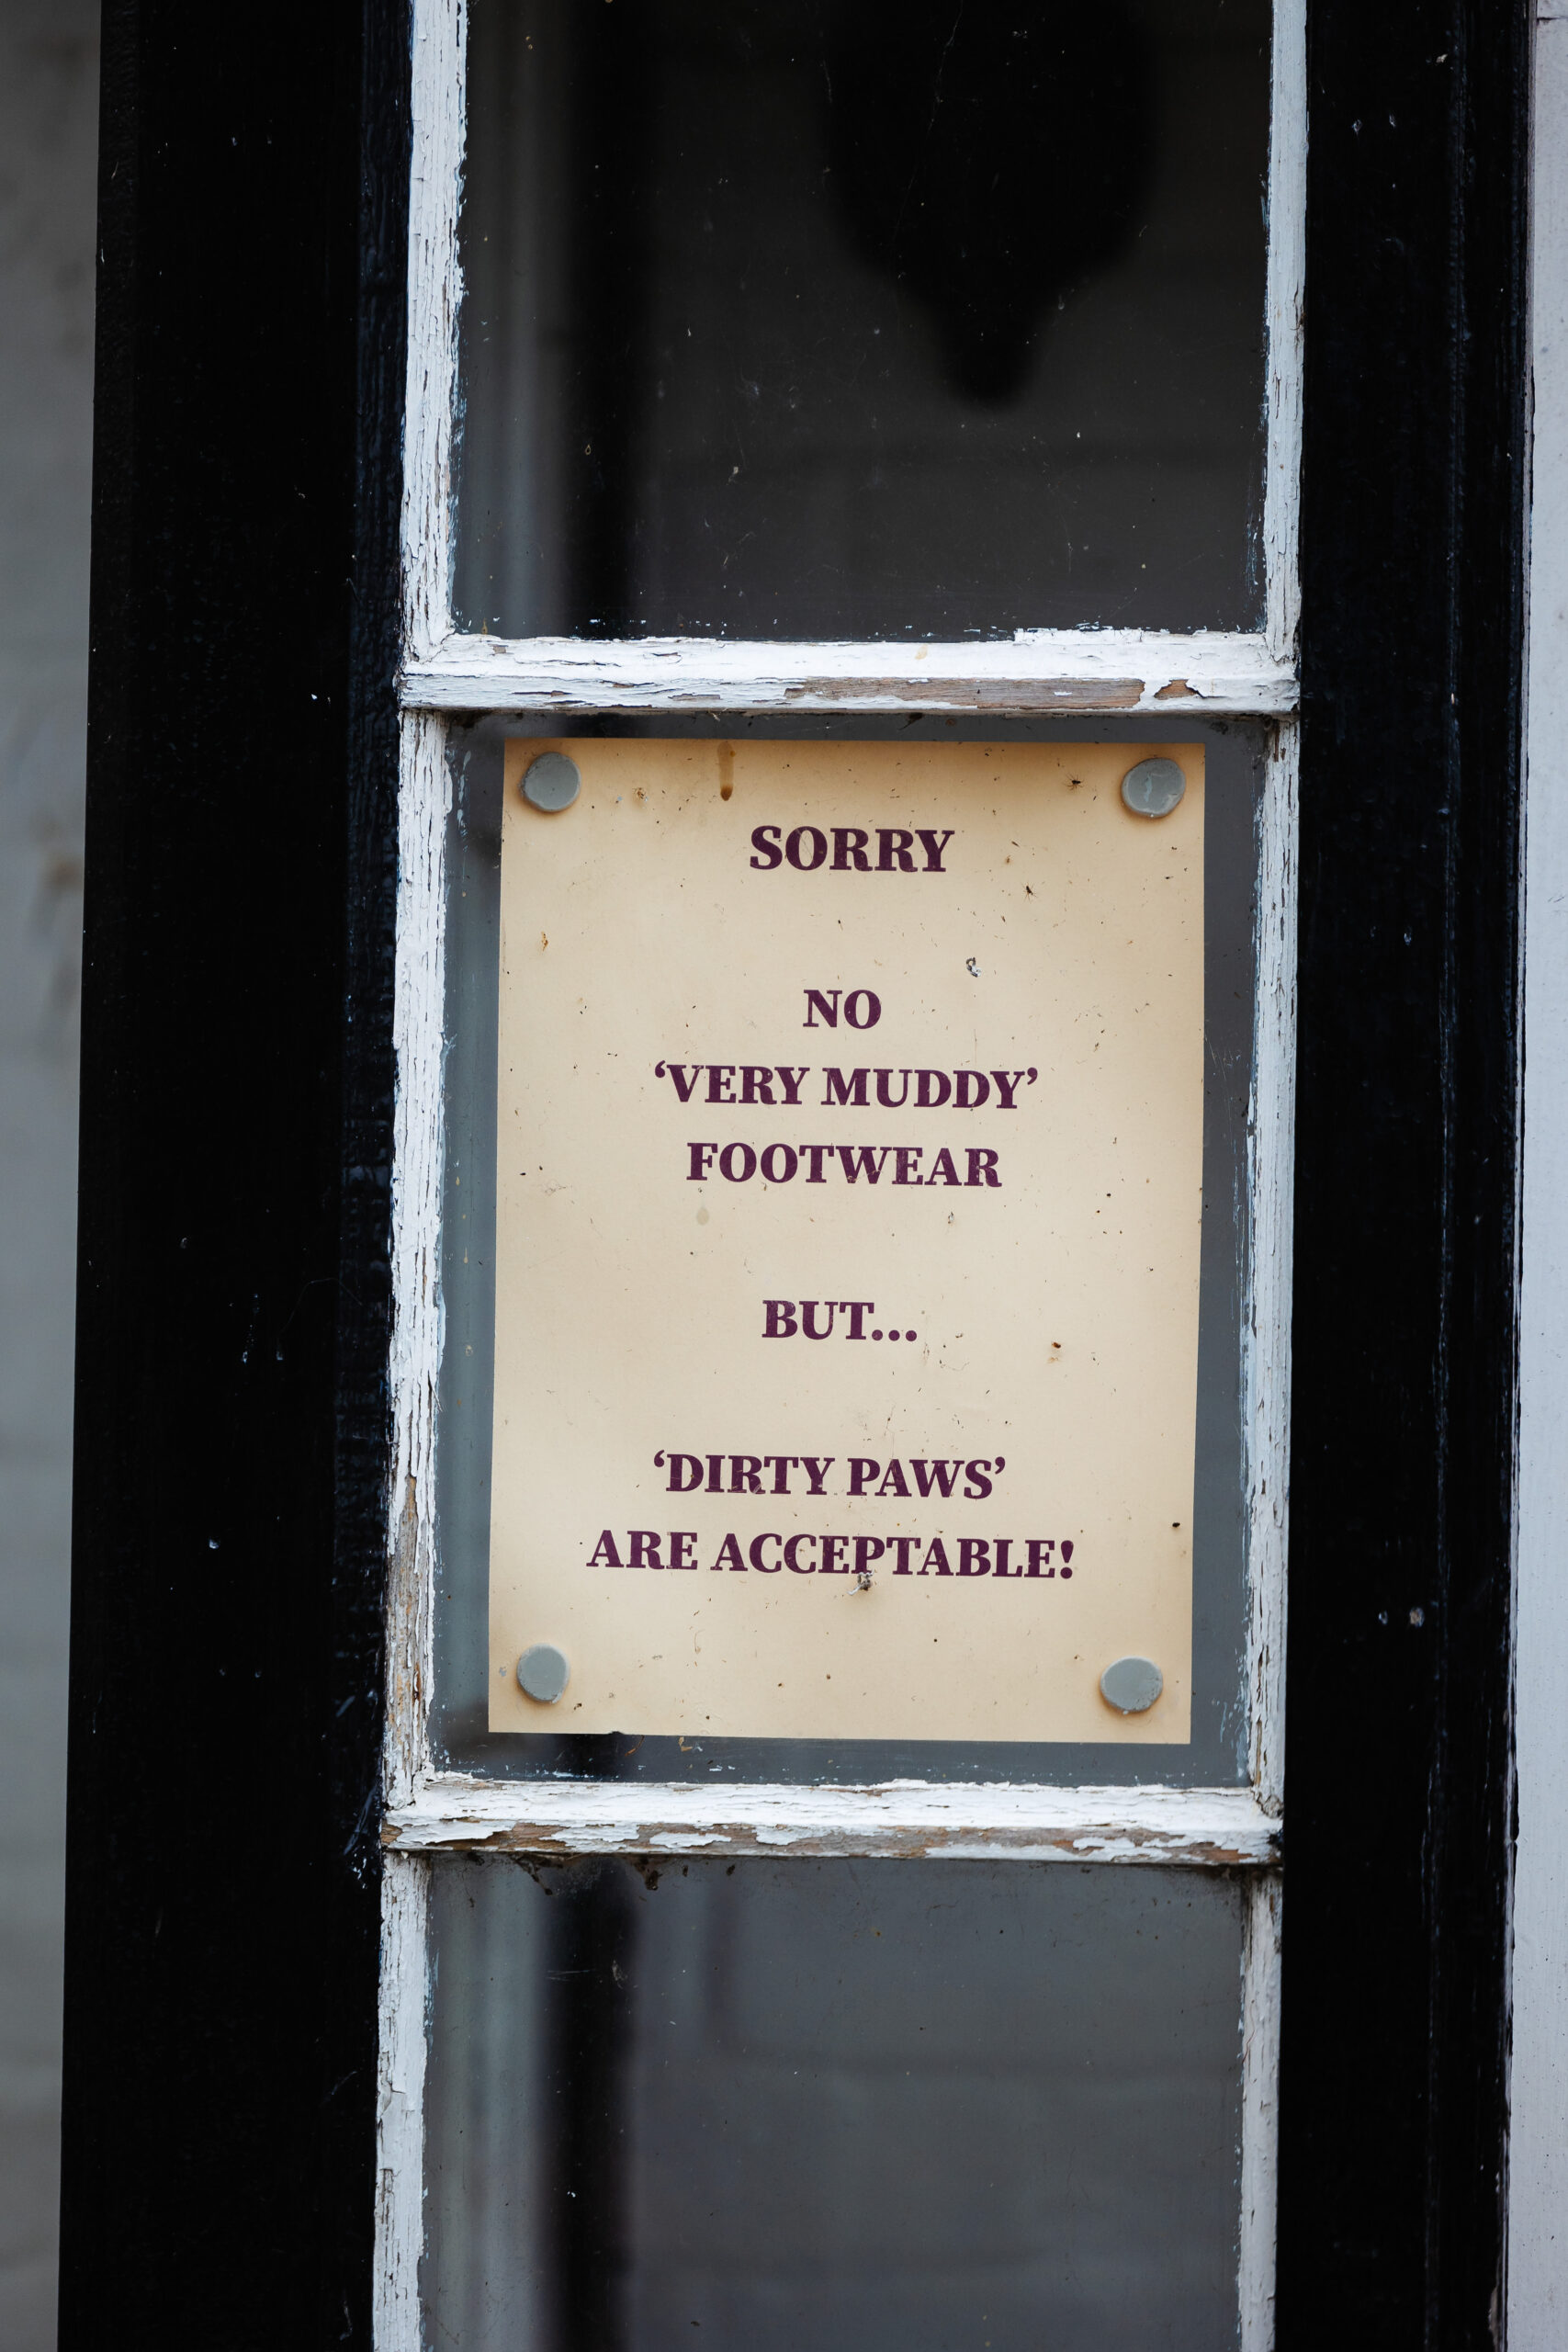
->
0, 0, 97, 2340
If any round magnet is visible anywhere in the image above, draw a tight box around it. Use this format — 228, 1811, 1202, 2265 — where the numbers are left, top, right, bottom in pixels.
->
1120, 757, 1186, 819
517, 1643, 570, 1703
522, 752, 581, 812
1099, 1655, 1165, 1714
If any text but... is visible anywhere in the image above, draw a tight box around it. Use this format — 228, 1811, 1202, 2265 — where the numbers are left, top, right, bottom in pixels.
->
761, 1302, 919, 1340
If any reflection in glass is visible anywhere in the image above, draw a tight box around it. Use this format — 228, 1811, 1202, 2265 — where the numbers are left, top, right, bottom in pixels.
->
456, 0, 1272, 639
423, 1855, 1244, 2349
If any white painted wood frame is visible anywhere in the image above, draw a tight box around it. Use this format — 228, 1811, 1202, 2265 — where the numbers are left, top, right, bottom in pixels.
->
383, 1776, 1282, 1864
401, 629, 1297, 718
374, 1, 1307, 2346
1506, 10, 1568, 2345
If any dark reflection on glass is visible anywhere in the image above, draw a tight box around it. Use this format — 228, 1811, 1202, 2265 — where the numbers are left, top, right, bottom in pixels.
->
456, 0, 1271, 639
423, 1855, 1244, 2351
547, 1860, 639, 2352
829, 5, 1153, 404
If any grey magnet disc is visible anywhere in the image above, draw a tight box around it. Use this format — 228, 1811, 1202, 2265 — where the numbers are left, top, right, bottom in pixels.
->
1099, 1655, 1165, 1714
516, 1643, 570, 1702
1120, 757, 1186, 819
522, 752, 581, 812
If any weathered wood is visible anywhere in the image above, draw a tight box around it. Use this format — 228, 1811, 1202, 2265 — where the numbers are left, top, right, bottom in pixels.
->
384, 1774, 1282, 1867
400, 629, 1298, 718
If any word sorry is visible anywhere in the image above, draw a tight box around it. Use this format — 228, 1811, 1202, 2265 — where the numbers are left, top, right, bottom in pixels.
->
750, 825, 954, 873
586, 1531, 1075, 1577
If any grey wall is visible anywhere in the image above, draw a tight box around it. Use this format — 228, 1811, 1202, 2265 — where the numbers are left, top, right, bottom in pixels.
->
0, 0, 97, 2341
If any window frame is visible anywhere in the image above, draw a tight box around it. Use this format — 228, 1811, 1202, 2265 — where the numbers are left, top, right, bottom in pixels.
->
378, 3, 1305, 2343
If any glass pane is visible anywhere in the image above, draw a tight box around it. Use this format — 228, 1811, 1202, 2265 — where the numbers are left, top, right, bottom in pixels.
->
423, 1854, 1244, 2349
434, 714, 1264, 1786
456, 0, 1272, 639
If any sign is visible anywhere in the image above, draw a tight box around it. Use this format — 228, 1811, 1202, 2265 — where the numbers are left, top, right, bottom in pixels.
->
488, 739, 1202, 1743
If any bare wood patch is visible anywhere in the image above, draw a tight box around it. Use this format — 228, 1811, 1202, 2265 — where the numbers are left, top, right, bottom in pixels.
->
781, 676, 1145, 710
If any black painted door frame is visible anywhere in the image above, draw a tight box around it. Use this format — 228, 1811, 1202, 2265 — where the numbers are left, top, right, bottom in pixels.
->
58, 3, 1529, 2345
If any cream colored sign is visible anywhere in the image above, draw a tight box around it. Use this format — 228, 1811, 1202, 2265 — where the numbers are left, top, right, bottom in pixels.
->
490, 739, 1202, 1743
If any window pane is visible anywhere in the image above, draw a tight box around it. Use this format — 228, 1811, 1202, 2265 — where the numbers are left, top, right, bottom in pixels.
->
456, 0, 1272, 640
423, 1855, 1244, 2349
434, 715, 1263, 1786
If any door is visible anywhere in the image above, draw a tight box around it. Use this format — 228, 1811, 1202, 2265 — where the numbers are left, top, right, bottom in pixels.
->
57, 4, 1528, 2346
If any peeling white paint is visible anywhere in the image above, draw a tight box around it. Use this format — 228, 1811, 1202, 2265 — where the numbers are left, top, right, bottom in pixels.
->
387, 0, 465, 1808
376, 2, 467, 2344
1264, 0, 1307, 666
386, 707, 450, 1814
400, 0, 465, 664
1239, 1874, 1284, 2351
1247, 723, 1297, 1815
384, 1775, 1280, 1867
373, 1855, 432, 2352
400, 628, 1297, 718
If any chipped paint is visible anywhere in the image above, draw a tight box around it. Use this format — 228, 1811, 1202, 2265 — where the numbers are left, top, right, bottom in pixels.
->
1263, 0, 1306, 668
1247, 720, 1297, 1815
383, 1775, 1280, 1868
372, 1854, 432, 2352
1240, 1873, 1284, 2349
400, 629, 1297, 719
376, 2, 466, 2345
